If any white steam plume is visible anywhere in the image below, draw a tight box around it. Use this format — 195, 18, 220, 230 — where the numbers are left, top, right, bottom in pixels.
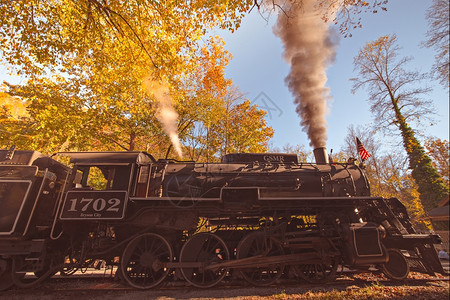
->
274, 0, 339, 148
144, 79, 183, 158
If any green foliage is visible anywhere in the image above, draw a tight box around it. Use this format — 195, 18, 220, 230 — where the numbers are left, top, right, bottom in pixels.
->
397, 113, 448, 212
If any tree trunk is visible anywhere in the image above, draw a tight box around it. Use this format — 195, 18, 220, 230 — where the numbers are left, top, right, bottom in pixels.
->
391, 96, 448, 213
129, 131, 136, 151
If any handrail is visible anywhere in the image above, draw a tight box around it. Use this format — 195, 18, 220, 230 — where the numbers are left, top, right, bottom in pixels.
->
50, 169, 71, 240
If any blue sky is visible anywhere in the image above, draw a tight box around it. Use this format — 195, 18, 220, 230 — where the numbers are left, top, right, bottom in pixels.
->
219, 0, 449, 152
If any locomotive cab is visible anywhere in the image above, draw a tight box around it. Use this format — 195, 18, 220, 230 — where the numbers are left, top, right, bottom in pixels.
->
57, 151, 155, 221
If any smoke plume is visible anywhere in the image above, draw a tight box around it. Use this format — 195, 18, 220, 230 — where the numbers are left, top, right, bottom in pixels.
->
144, 79, 183, 158
273, 0, 338, 148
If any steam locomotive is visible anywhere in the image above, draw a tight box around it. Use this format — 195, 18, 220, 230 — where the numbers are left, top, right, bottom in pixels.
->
0, 147, 446, 290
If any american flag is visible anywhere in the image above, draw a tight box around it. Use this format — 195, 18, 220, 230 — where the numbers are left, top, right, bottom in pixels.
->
356, 137, 371, 161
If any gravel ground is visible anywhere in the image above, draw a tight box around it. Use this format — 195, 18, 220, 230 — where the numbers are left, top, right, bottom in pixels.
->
0, 271, 448, 300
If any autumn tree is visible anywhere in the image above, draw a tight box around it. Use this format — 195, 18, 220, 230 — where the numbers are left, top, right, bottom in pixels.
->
184, 98, 274, 162
179, 38, 273, 162
0, 91, 32, 149
2, 35, 273, 159
0, 0, 388, 80
3, 77, 117, 152
214, 99, 274, 155
425, 137, 449, 188
0, 0, 252, 79
423, 0, 449, 87
351, 35, 448, 212
0, 0, 251, 153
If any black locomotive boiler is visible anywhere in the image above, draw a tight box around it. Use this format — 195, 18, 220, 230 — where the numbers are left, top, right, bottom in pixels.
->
0, 147, 447, 290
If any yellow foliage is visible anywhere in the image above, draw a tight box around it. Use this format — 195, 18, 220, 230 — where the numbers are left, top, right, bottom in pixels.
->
0, 92, 29, 119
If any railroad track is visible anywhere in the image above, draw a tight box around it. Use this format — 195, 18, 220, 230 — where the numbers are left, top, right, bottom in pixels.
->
9, 269, 450, 291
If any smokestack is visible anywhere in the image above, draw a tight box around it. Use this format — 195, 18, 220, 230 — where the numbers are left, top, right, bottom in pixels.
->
313, 147, 329, 164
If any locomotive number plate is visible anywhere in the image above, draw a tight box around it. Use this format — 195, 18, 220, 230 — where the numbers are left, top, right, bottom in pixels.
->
60, 190, 127, 220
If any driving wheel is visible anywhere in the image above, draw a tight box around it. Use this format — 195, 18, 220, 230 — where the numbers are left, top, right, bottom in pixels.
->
120, 233, 173, 289
236, 232, 285, 286
180, 233, 229, 288
11, 256, 56, 288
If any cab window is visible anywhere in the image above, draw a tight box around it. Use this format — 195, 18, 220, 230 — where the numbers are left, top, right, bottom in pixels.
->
74, 165, 131, 191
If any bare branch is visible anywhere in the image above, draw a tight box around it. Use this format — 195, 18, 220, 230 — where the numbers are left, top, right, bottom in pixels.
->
86, 0, 158, 69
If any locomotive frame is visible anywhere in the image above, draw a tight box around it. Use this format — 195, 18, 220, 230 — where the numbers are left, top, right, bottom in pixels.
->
0, 148, 447, 290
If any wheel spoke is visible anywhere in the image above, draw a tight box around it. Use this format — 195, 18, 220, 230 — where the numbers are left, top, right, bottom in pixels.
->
180, 233, 229, 288
121, 233, 172, 289
237, 232, 284, 286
